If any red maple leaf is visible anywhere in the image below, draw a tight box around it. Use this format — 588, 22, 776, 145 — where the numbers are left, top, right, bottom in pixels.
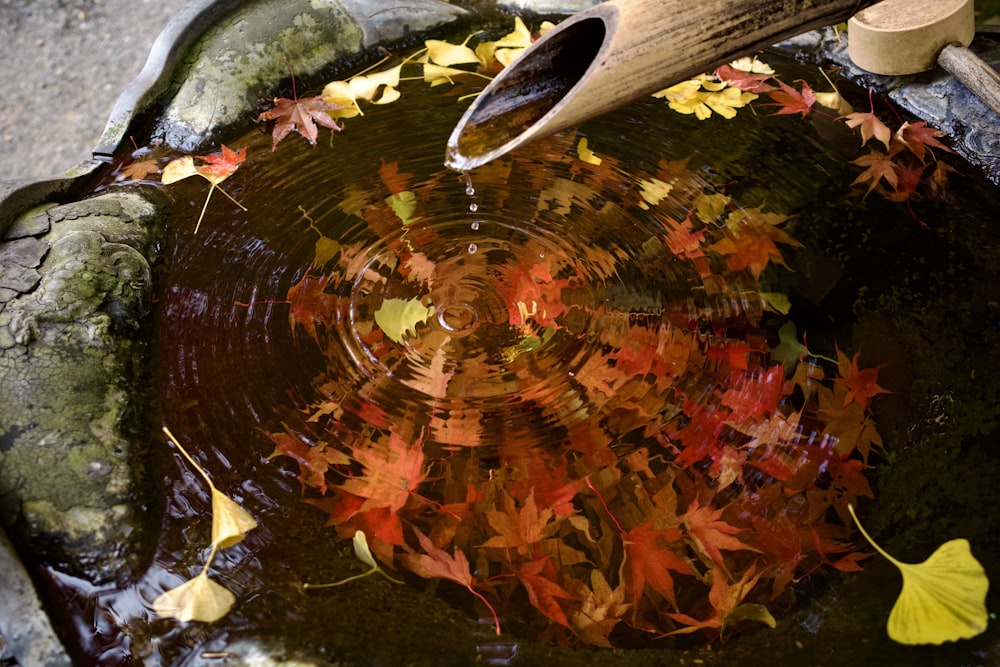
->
670, 402, 726, 469
895, 120, 952, 162
195, 144, 246, 181
715, 64, 775, 93
766, 79, 816, 117
287, 273, 339, 344
515, 557, 574, 628
257, 95, 344, 149
622, 521, 692, 606
884, 161, 926, 203
720, 365, 785, 423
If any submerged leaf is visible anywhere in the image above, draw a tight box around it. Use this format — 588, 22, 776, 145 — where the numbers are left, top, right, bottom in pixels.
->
153, 572, 236, 623
374, 297, 435, 343
848, 504, 989, 645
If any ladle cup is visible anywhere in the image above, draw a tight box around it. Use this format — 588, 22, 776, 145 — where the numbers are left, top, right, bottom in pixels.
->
848, 0, 1000, 115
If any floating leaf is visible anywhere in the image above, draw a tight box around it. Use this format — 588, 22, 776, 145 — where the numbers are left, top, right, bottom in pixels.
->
374, 297, 435, 343
848, 504, 989, 645
211, 489, 259, 549
162, 427, 257, 549
160, 145, 247, 233
153, 571, 236, 623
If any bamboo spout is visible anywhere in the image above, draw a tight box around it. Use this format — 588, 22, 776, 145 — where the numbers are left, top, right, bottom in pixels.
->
445, 0, 878, 171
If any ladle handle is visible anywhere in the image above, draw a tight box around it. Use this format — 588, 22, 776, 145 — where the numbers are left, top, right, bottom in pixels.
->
937, 43, 1000, 115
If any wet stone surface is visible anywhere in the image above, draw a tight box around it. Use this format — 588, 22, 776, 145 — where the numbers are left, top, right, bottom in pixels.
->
0, 187, 168, 584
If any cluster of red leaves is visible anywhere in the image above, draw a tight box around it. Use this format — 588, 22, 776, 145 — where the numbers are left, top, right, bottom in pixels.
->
265, 154, 890, 647
717, 67, 953, 219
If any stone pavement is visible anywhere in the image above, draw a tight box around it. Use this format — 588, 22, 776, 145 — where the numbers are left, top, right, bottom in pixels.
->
0, 0, 189, 182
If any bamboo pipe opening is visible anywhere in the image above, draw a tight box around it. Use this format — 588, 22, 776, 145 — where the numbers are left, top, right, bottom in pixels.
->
445, 16, 608, 171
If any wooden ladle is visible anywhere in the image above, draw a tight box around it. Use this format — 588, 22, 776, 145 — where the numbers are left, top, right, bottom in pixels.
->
848, 0, 1000, 114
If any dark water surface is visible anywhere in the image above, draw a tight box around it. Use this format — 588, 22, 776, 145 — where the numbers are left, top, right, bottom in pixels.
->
66, 42, 1000, 666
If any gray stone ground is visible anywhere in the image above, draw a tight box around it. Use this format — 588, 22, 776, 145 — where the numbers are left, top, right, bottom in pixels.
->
0, 0, 190, 182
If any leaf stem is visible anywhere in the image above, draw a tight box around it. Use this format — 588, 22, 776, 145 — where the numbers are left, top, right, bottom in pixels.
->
163, 426, 218, 493
847, 503, 900, 566
194, 185, 214, 235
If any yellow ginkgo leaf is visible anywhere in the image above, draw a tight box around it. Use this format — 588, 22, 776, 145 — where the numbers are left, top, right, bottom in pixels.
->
730, 56, 774, 75
160, 156, 199, 185
321, 80, 363, 118
152, 571, 236, 623
374, 297, 435, 343
211, 488, 258, 549
162, 426, 257, 549
424, 38, 482, 67
848, 504, 990, 645
421, 62, 469, 87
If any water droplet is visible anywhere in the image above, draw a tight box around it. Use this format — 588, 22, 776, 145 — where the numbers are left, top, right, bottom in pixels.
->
471, 221, 480, 231
464, 171, 475, 197
467, 243, 478, 254
469, 203, 478, 213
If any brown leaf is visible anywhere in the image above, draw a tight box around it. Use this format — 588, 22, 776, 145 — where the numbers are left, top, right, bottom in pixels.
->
257, 95, 345, 149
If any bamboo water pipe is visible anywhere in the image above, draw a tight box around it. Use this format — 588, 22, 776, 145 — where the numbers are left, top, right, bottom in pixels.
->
445, 0, 880, 171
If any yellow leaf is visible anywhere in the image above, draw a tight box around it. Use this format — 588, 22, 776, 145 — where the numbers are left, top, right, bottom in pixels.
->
730, 56, 774, 75
421, 62, 472, 87
211, 489, 258, 549
425, 38, 482, 67
321, 80, 363, 118
386, 190, 419, 225
815, 90, 853, 116
702, 87, 757, 119
153, 572, 236, 623
577, 137, 602, 165
760, 292, 791, 315
374, 297, 435, 343
848, 504, 990, 645
160, 156, 199, 185
637, 177, 674, 209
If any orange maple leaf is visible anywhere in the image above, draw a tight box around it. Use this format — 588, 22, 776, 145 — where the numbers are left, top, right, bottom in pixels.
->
481, 489, 561, 554
266, 431, 348, 493
340, 431, 426, 514
834, 349, 891, 410
666, 565, 771, 635
682, 499, 760, 576
842, 110, 892, 151
851, 149, 898, 195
